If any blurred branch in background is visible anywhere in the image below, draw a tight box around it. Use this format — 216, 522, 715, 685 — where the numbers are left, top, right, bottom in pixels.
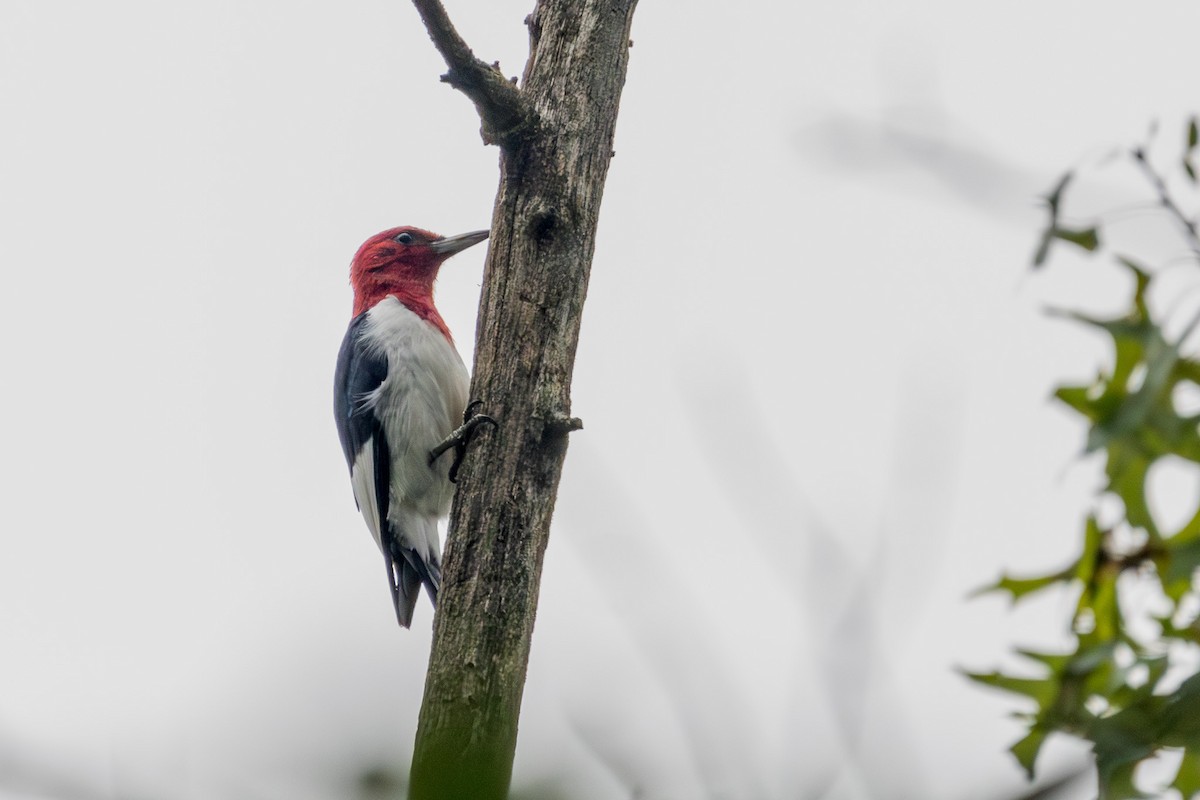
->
552, 351, 1092, 800
561, 454, 769, 800
795, 106, 1044, 227
969, 117, 1200, 800
792, 45, 1044, 230
679, 372, 935, 799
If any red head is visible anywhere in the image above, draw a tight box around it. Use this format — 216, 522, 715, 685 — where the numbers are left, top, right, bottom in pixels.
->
348, 225, 489, 336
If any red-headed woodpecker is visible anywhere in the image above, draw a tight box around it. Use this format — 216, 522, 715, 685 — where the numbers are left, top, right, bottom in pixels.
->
334, 225, 489, 627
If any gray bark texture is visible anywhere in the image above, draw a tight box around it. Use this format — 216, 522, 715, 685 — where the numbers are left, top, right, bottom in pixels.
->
407, 2, 638, 798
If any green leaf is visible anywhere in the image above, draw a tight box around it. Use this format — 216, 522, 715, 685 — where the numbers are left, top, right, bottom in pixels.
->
1140, 655, 1170, 696
985, 134, 1200, 800
1033, 229, 1054, 268
1172, 505, 1200, 544
974, 569, 1074, 604
1160, 673, 1200, 746
1074, 517, 1105, 585
1173, 750, 1200, 799
1090, 565, 1122, 641
1114, 256, 1152, 314
1103, 447, 1156, 537
1045, 170, 1074, 211
964, 670, 1057, 708
1156, 615, 1200, 645
1090, 706, 1160, 799
1068, 640, 1119, 677
1109, 654, 1170, 705
1051, 275, 1197, 541
1016, 648, 1072, 673
1055, 384, 1100, 418
1011, 727, 1049, 779
1187, 120, 1199, 184
1099, 761, 1150, 800
1053, 226, 1101, 253
1033, 171, 1074, 268
1163, 537, 1200, 600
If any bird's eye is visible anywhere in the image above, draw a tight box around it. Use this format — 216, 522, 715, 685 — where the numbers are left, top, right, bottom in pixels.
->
394, 232, 414, 245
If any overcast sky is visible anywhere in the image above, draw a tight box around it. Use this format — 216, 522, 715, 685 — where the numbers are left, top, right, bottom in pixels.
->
2, 1, 1199, 799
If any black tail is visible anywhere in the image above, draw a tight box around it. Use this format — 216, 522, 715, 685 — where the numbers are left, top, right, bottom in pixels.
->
384, 544, 441, 628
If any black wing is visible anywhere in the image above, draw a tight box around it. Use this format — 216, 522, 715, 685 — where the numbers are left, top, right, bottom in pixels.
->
334, 314, 425, 627
334, 313, 387, 475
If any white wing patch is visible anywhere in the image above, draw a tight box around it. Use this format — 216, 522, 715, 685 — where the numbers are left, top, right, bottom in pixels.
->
349, 439, 384, 552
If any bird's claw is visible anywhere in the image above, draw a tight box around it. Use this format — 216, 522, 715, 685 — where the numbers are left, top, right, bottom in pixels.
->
462, 399, 486, 425
448, 413, 497, 483
429, 403, 499, 483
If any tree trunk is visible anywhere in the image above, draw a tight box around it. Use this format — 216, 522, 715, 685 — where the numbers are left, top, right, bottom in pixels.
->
407, 2, 638, 798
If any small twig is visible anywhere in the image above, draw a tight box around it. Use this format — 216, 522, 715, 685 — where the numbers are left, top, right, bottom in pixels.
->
410, 0, 534, 148
543, 413, 584, 437
1133, 147, 1200, 257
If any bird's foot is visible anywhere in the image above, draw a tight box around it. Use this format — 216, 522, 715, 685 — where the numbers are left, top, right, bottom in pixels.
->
429, 401, 498, 483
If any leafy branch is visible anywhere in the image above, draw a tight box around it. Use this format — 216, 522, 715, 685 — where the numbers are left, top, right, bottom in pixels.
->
969, 118, 1200, 800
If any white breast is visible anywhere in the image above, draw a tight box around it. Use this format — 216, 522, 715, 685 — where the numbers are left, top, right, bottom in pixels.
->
360, 296, 469, 516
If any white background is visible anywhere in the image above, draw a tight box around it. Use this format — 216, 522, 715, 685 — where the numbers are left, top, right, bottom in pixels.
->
2, 1, 1198, 798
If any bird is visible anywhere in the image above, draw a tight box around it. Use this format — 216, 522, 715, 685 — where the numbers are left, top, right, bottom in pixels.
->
334, 225, 491, 627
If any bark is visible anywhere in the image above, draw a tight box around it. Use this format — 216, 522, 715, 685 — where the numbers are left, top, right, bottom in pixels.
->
407, 2, 638, 798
